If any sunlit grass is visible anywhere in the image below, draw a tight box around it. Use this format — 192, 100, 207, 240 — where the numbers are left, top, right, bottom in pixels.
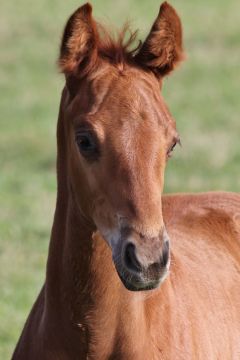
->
0, 0, 239, 357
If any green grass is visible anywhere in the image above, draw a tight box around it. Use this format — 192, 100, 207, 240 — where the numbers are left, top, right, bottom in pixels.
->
0, 0, 239, 357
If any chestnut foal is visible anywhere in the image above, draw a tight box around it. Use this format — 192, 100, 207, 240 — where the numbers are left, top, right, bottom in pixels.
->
13, 2, 240, 359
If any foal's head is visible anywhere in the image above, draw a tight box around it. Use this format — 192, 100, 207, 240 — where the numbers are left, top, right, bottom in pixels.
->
59, 2, 184, 291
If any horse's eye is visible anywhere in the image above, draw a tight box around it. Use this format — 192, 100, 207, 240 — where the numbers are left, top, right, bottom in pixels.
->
75, 132, 98, 158
167, 139, 180, 158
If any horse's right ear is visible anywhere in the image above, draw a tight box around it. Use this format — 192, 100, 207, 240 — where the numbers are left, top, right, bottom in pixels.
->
58, 3, 98, 78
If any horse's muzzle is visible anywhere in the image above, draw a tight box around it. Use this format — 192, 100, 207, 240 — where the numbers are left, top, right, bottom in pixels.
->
113, 229, 170, 292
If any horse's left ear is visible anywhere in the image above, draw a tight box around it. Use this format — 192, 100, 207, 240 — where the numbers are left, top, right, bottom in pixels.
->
135, 2, 184, 78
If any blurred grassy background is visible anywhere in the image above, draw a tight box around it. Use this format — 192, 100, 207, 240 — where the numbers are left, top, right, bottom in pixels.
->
0, 0, 239, 357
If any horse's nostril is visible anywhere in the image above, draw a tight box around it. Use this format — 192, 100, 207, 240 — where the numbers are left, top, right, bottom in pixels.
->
162, 241, 170, 267
124, 243, 142, 273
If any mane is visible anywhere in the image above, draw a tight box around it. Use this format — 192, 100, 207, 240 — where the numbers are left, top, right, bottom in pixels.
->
96, 23, 141, 67
58, 7, 144, 76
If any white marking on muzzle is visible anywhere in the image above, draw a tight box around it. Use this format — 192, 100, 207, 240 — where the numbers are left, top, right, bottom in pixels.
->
95, 223, 121, 251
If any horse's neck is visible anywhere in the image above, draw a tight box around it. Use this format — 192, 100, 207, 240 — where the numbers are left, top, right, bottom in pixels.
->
45, 191, 149, 357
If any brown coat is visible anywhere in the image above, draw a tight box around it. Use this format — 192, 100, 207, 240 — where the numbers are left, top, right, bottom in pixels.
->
13, 3, 240, 359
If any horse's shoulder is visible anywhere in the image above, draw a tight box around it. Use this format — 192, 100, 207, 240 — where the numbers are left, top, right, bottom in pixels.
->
163, 192, 240, 259
163, 192, 240, 239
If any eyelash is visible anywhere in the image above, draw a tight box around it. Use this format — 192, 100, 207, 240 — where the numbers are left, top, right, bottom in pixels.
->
75, 131, 99, 160
167, 138, 181, 158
